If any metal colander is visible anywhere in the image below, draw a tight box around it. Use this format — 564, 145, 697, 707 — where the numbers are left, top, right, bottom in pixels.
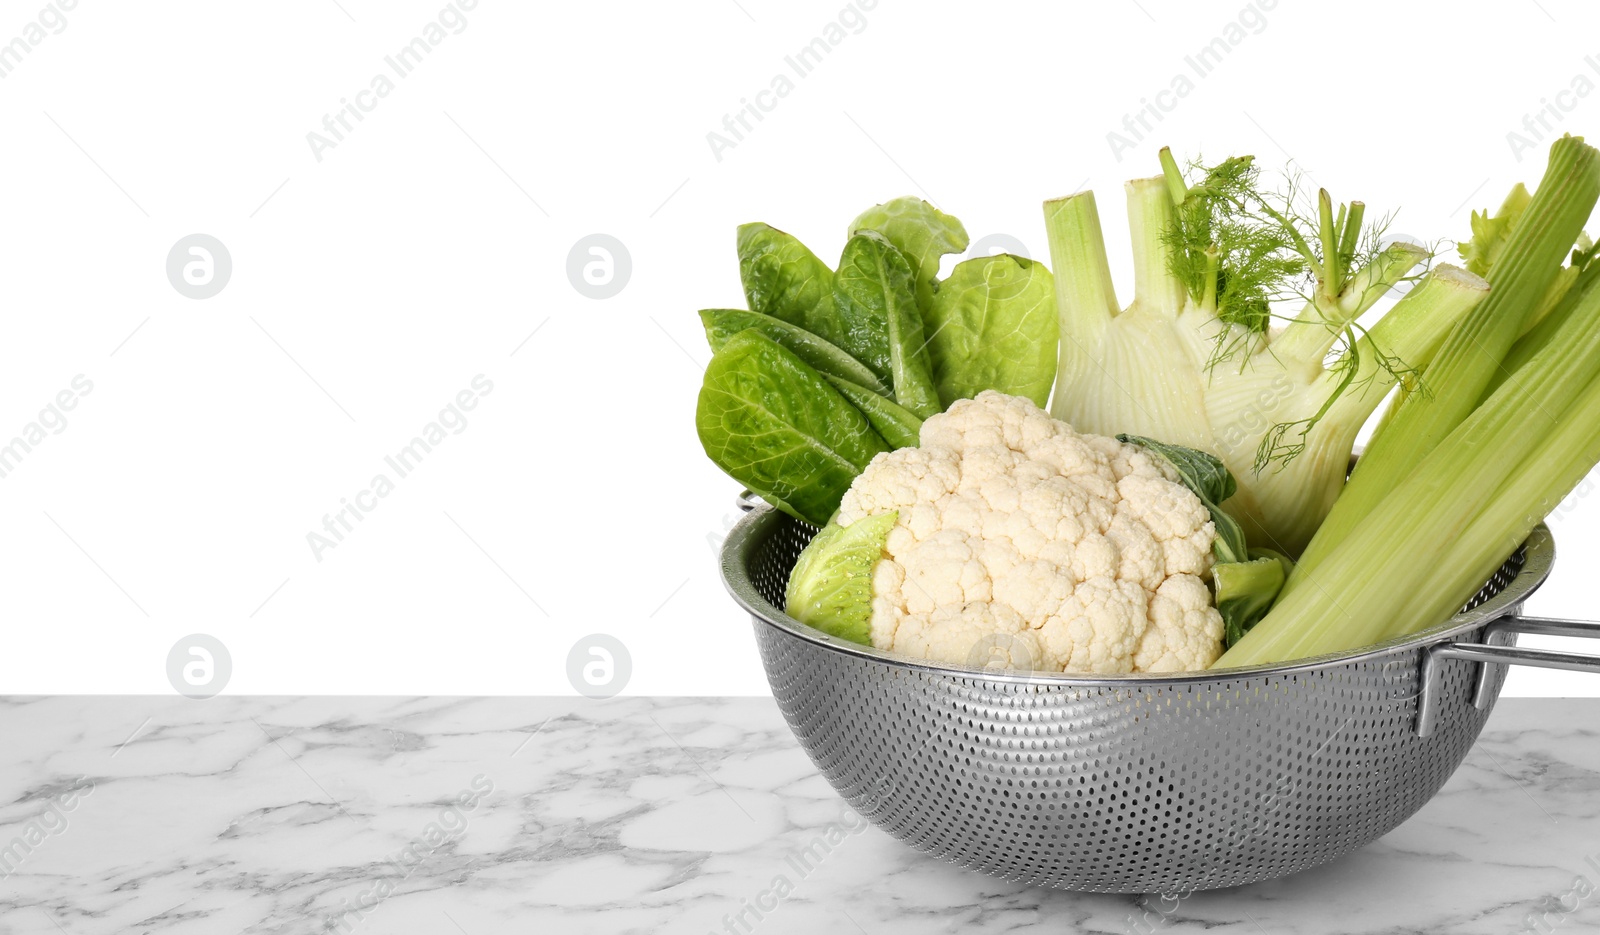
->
720, 503, 1600, 893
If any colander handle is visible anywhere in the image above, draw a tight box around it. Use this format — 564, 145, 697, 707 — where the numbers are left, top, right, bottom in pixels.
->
1416, 615, 1600, 736
735, 489, 766, 512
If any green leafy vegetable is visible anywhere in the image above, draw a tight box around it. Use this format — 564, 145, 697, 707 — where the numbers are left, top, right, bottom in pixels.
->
699, 308, 891, 396
924, 254, 1058, 407
729, 201, 1055, 425
849, 197, 969, 318
823, 375, 922, 449
785, 511, 898, 645
1458, 183, 1531, 277
737, 223, 843, 344
696, 330, 888, 526
833, 231, 942, 418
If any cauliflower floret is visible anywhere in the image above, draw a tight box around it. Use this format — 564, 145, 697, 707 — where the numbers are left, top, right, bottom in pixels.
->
1033, 576, 1152, 673
1134, 575, 1226, 672
838, 391, 1224, 674
893, 603, 1043, 670
1114, 473, 1214, 578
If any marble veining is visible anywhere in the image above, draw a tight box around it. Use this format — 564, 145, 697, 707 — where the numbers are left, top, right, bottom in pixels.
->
0, 696, 1596, 934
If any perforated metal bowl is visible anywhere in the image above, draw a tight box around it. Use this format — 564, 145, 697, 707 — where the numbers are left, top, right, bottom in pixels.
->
721, 504, 1600, 893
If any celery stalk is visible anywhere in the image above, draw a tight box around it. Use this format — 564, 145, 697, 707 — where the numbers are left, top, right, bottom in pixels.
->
1284, 135, 1600, 594
1217, 277, 1600, 667
1383, 383, 1600, 642
1486, 258, 1600, 397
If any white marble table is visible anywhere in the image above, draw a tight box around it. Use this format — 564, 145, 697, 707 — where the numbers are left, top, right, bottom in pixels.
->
0, 696, 1596, 935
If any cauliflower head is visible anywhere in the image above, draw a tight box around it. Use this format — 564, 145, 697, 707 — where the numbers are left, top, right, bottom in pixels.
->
834, 390, 1224, 674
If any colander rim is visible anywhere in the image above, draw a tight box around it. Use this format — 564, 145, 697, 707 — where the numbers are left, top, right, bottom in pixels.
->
719, 504, 1554, 685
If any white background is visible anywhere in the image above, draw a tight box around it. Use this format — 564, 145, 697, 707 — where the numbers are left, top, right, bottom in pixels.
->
1, 0, 1598, 695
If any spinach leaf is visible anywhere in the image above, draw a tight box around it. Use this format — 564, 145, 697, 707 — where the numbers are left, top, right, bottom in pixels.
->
785, 511, 898, 646
697, 330, 888, 526
833, 231, 942, 418
925, 254, 1058, 407
737, 223, 843, 345
699, 308, 891, 396
849, 197, 969, 319
823, 375, 922, 449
